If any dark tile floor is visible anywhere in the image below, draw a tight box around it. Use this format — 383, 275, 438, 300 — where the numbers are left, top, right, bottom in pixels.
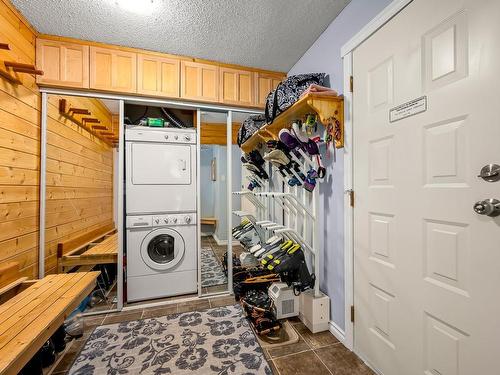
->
266, 318, 375, 375
201, 235, 244, 294
52, 295, 373, 375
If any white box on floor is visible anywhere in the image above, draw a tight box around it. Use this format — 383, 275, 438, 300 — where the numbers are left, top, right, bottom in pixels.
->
299, 290, 330, 333
268, 283, 299, 319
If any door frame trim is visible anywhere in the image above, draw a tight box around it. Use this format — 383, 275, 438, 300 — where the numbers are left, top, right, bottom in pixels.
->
340, 0, 413, 352
341, 0, 413, 57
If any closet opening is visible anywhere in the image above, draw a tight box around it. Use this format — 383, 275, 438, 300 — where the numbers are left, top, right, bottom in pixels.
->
41, 93, 120, 315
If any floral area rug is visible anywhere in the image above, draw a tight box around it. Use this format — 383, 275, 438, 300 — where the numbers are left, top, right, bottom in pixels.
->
201, 247, 228, 288
69, 304, 272, 375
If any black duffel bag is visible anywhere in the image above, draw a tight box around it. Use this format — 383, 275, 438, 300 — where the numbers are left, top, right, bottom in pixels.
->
264, 73, 326, 124
237, 114, 267, 146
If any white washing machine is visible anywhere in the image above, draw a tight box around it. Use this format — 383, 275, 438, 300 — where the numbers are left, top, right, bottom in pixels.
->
125, 126, 196, 214
126, 212, 197, 302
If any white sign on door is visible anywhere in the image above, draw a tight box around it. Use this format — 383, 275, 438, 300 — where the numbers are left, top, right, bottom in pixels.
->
389, 96, 427, 122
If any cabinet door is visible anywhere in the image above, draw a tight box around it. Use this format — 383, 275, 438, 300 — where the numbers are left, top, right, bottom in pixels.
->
36, 39, 89, 88
219, 67, 255, 107
180, 61, 219, 102
90, 47, 137, 93
137, 53, 180, 98
255, 73, 285, 107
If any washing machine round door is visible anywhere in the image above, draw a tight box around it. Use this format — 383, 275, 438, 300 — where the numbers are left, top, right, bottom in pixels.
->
140, 228, 185, 270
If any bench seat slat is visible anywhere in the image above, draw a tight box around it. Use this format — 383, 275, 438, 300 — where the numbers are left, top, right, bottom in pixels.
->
58, 224, 115, 257
0, 272, 99, 375
0, 275, 59, 321
0, 274, 84, 345
60, 233, 118, 269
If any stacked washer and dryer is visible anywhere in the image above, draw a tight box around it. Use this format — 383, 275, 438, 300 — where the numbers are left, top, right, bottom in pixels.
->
125, 126, 197, 302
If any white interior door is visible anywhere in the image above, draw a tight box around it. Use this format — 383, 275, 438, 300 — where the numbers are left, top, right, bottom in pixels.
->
353, 0, 500, 374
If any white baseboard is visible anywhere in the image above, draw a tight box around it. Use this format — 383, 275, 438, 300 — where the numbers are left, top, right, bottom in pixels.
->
212, 233, 239, 246
329, 320, 346, 344
354, 350, 383, 375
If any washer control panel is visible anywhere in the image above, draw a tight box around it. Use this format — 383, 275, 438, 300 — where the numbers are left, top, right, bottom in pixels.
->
152, 213, 196, 227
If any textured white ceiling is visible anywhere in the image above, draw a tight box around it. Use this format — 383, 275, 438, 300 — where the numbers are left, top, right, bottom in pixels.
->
12, 0, 350, 72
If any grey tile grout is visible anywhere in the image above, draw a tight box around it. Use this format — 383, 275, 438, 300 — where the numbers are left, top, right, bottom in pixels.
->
268, 340, 342, 361
313, 341, 343, 350
283, 323, 335, 375
312, 349, 334, 375
293, 323, 342, 350
268, 358, 282, 375
292, 324, 313, 350
270, 347, 313, 360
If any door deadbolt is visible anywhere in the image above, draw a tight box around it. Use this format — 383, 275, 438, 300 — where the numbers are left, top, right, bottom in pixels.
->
477, 164, 500, 182
473, 199, 500, 217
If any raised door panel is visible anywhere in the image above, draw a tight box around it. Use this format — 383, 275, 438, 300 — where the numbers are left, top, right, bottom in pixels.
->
138, 55, 158, 93
137, 54, 179, 97
90, 47, 136, 93
272, 78, 282, 88
180, 61, 219, 102
90, 47, 113, 90
219, 67, 255, 107
220, 68, 238, 103
256, 76, 271, 107
159, 59, 180, 98
238, 71, 255, 106
255, 73, 284, 107
36, 39, 89, 88
200, 65, 218, 101
113, 51, 136, 93
182, 64, 199, 98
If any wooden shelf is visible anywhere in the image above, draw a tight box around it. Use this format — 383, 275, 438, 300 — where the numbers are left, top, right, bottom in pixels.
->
240, 92, 344, 153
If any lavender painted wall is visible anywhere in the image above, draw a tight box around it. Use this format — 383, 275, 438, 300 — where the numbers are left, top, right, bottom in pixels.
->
288, 0, 392, 331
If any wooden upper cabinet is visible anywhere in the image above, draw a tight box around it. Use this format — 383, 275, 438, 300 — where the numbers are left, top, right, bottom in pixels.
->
180, 61, 219, 102
255, 72, 285, 107
219, 67, 255, 107
137, 53, 180, 98
90, 46, 137, 93
36, 39, 89, 88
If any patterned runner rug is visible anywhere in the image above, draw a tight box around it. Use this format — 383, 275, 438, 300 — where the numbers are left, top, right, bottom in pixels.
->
201, 247, 228, 287
69, 304, 272, 375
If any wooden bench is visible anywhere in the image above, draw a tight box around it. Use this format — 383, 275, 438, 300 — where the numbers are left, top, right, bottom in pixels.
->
57, 224, 117, 273
201, 217, 217, 226
0, 262, 99, 375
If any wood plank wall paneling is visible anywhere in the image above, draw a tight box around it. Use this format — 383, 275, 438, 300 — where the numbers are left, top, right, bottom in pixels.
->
0, 0, 116, 278
0, 0, 40, 279
198, 122, 239, 145
44, 94, 114, 275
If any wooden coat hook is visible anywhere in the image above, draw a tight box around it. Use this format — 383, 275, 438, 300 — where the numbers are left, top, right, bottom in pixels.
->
57, 98, 114, 145
82, 118, 100, 127
68, 107, 91, 115
0, 43, 10, 50
59, 99, 94, 127
4, 61, 43, 76
0, 69, 21, 84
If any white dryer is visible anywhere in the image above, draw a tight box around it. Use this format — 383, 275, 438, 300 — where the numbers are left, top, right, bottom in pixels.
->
125, 126, 196, 214
126, 213, 197, 302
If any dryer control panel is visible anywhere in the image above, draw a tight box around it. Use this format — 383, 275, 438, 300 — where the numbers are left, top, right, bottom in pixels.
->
126, 127, 196, 145
152, 213, 196, 227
